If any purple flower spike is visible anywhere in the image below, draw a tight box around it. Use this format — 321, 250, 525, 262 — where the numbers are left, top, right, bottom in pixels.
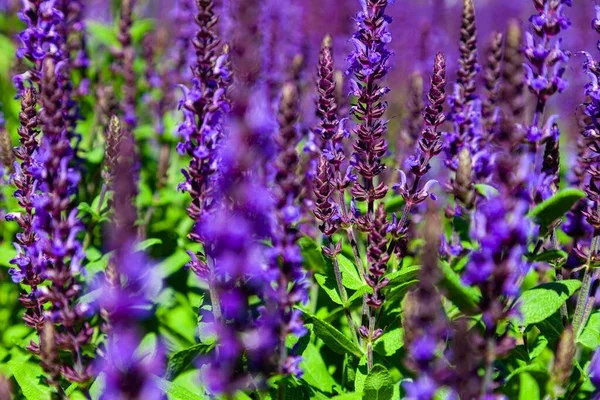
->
348, 0, 393, 212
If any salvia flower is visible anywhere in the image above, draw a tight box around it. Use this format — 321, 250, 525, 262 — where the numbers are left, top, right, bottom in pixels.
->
98, 130, 164, 400
348, 0, 393, 213
445, 0, 479, 173
481, 32, 504, 134
265, 82, 309, 376
178, 0, 231, 277
6, 87, 46, 332
390, 52, 446, 258
199, 118, 278, 395
115, 0, 137, 128
523, 0, 570, 147
463, 153, 532, 395
14, 0, 64, 94
32, 57, 93, 384
403, 210, 449, 400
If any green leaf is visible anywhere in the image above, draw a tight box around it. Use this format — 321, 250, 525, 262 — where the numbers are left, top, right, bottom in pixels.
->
386, 266, 420, 290
315, 273, 343, 305
304, 313, 363, 357
300, 343, 338, 393
337, 254, 364, 290
385, 280, 418, 303
299, 236, 326, 273
527, 189, 586, 227
439, 261, 480, 314
346, 285, 372, 307
89, 373, 106, 400
505, 365, 548, 383
8, 359, 52, 400
135, 238, 163, 251
354, 355, 369, 394
373, 328, 404, 357
519, 373, 540, 400
474, 183, 499, 199
535, 312, 565, 339
165, 343, 214, 380
332, 393, 362, 400
362, 365, 394, 400
153, 376, 206, 400
86, 22, 118, 47
131, 19, 156, 43
577, 311, 600, 350
518, 280, 582, 326
158, 250, 192, 278
529, 335, 548, 360
530, 249, 568, 263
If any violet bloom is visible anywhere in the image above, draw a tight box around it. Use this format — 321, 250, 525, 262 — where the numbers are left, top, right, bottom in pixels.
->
32, 57, 93, 384
115, 0, 137, 128
445, 0, 479, 174
572, 7, 600, 336
259, 0, 302, 104
265, 82, 309, 376
348, 0, 393, 214
523, 0, 570, 151
198, 119, 279, 395
177, 0, 231, 278
390, 52, 447, 260
98, 132, 164, 399
5, 88, 46, 332
403, 211, 450, 400
463, 153, 532, 395
14, 0, 64, 94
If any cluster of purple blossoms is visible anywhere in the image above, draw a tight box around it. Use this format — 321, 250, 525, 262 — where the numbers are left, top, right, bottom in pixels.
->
348, 0, 393, 213
98, 125, 164, 399
177, 0, 231, 277
198, 117, 279, 394
13, 0, 64, 94
523, 0, 570, 147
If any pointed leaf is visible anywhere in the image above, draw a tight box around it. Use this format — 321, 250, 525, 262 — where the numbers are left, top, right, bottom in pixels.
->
8, 359, 52, 400
300, 236, 326, 273
527, 189, 586, 227
315, 273, 343, 305
518, 280, 582, 326
439, 261, 480, 314
165, 343, 214, 380
304, 312, 363, 357
362, 365, 394, 400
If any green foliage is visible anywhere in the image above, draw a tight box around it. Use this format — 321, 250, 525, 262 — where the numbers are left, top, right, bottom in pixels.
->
518, 280, 582, 326
527, 189, 586, 227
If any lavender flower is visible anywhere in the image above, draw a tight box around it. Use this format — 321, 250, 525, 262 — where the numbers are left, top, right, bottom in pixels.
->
178, 0, 230, 279
115, 0, 137, 128
497, 20, 526, 149
481, 32, 504, 134
403, 210, 448, 400
445, 0, 479, 172
463, 153, 531, 395
390, 52, 446, 259
348, 0, 393, 214
62, 0, 89, 96
397, 72, 424, 167
573, 10, 600, 335
265, 82, 309, 376
259, 0, 302, 103
5, 88, 45, 333
98, 128, 164, 399
523, 0, 570, 147
362, 203, 390, 368
199, 117, 278, 395
32, 57, 93, 384
14, 0, 64, 94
